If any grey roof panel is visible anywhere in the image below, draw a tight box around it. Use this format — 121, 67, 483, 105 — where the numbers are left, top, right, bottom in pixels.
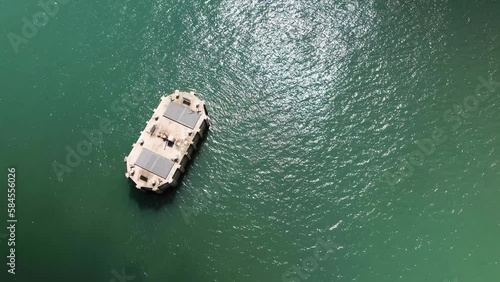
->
163, 102, 201, 129
135, 148, 174, 179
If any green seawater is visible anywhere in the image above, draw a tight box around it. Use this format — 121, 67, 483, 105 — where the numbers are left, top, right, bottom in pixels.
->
1, 0, 500, 281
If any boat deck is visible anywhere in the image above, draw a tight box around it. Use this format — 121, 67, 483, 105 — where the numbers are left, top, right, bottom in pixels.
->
125, 90, 209, 193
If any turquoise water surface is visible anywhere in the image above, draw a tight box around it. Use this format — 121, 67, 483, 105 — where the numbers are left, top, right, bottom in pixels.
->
1, 0, 500, 281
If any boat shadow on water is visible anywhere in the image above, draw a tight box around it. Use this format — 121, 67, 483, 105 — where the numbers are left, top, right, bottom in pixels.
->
127, 180, 181, 211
